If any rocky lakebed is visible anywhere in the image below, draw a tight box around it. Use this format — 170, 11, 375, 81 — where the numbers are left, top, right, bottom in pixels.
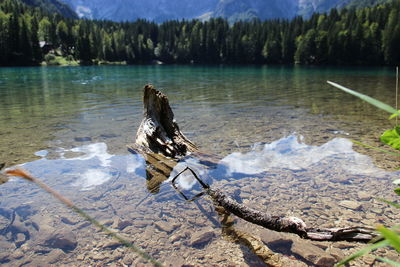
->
0, 134, 399, 266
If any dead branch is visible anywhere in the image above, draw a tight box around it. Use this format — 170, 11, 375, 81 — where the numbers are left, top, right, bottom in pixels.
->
208, 187, 376, 242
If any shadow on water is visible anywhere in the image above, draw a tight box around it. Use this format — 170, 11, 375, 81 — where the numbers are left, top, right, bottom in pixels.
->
2, 133, 395, 204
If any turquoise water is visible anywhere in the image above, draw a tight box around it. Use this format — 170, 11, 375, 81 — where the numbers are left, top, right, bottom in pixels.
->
0, 65, 397, 164
0, 65, 399, 266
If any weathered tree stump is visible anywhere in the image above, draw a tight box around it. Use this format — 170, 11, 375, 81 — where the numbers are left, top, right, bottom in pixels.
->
134, 84, 197, 158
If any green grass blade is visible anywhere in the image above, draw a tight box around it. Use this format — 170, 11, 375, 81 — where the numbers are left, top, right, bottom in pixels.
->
377, 226, 400, 252
335, 240, 389, 266
327, 81, 399, 115
395, 188, 400, 196
351, 140, 400, 157
377, 198, 400, 209
376, 256, 400, 266
390, 113, 400, 120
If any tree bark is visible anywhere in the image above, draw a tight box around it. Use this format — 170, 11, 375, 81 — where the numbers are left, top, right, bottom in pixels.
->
134, 84, 197, 158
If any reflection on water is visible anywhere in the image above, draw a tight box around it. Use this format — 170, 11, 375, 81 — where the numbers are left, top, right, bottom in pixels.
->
6, 135, 393, 194
11, 143, 142, 191
219, 135, 383, 176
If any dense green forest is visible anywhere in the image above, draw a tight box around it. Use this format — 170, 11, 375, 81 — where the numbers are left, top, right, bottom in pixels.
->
0, 0, 399, 66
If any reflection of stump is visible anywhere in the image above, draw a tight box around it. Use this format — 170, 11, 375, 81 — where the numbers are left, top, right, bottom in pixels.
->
143, 152, 176, 194
135, 84, 197, 158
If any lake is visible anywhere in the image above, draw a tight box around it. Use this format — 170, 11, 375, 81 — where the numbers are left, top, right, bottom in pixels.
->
0, 65, 399, 266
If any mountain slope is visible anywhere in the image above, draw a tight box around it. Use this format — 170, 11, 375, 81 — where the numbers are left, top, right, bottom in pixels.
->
213, 0, 298, 22
21, 0, 78, 18
57, 0, 393, 22
60, 0, 219, 21
298, 0, 391, 17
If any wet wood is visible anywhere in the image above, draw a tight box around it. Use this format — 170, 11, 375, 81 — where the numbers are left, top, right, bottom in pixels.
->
208, 188, 376, 242
128, 144, 177, 194
134, 84, 197, 158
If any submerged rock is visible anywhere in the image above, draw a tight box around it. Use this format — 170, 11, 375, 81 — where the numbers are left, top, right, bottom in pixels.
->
154, 221, 177, 234
357, 191, 372, 201
61, 216, 80, 225
74, 137, 92, 142
38, 229, 77, 251
189, 228, 215, 248
339, 200, 362, 210
291, 241, 336, 266
111, 217, 132, 230
46, 249, 66, 264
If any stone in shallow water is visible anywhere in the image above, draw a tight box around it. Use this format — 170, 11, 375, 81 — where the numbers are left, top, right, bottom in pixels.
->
74, 137, 92, 142
189, 228, 215, 248
132, 219, 153, 228
100, 240, 121, 249
39, 229, 77, 251
326, 246, 345, 261
111, 217, 132, 230
258, 230, 293, 254
0, 252, 10, 263
339, 200, 362, 210
357, 191, 372, 201
10, 249, 24, 260
154, 221, 177, 234
46, 249, 66, 264
99, 133, 119, 139
291, 240, 336, 266
61, 216, 80, 225
15, 233, 26, 247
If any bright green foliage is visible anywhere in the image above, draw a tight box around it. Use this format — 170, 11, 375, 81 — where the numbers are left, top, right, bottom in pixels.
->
328, 81, 400, 151
351, 140, 400, 157
375, 256, 400, 266
394, 188, 400, 196
335, 240, 389, 266
377, 226, 400, 253
381, 126, 400, 150
379, 198, 400, 209
327, 81, 400, 115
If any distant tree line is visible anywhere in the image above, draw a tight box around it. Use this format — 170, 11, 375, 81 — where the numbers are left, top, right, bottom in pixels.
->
0, 0, 399, 66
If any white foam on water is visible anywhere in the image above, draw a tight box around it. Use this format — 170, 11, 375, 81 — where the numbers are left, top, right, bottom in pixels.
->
72, 168, 112, 191
16, 143, 137, 191
220, 135, 382, 176
69, 142, 112, 167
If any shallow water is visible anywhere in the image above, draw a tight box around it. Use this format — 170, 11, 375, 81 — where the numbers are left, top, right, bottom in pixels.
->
0, 65, 399, 266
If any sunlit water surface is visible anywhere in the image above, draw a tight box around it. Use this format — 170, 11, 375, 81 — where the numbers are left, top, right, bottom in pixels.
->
0, 65, 399, 266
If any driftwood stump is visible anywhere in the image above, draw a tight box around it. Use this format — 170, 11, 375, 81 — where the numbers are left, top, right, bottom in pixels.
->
135, 84, 197, 158
129, 84, 377, 243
